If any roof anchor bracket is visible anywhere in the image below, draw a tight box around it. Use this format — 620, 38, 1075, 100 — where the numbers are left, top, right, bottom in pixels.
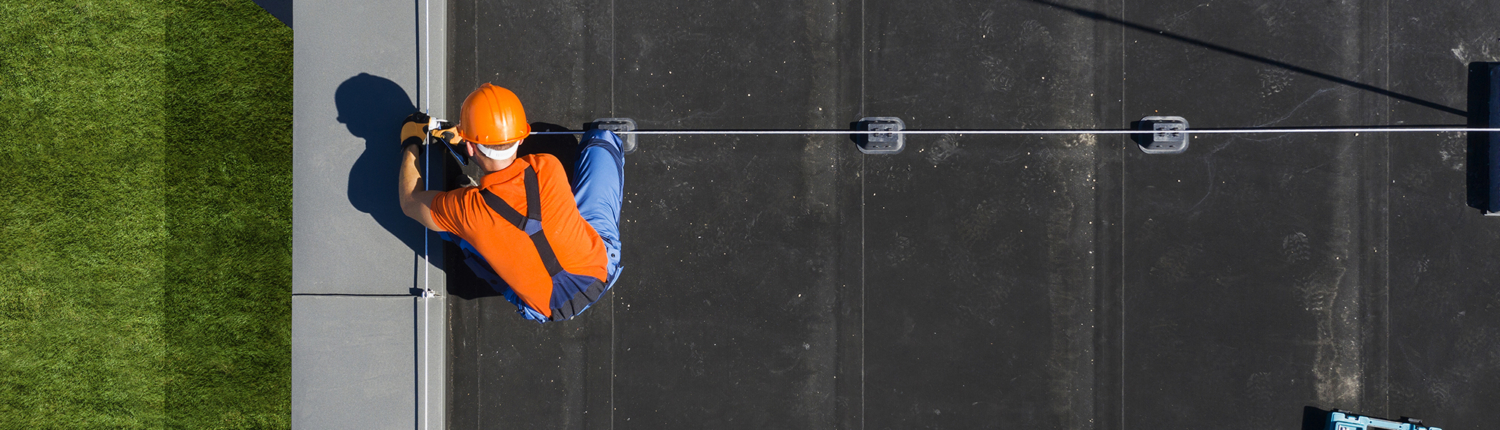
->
589, 118, 637, 155
1137, 116, 1189, 154
853, 117, 905, 155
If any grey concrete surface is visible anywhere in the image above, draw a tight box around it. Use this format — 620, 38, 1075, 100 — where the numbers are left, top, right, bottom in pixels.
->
292, 0, 446, 428
290, 296, 449, 430
293, 0, 445, 296
292, 295, 415, 429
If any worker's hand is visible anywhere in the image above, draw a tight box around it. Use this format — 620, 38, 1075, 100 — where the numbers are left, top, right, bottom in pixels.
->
401, 112, 432, 149
430, 123, 461, 147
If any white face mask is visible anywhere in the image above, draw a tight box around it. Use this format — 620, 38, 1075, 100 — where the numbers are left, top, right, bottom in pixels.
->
474, 140, 520, 160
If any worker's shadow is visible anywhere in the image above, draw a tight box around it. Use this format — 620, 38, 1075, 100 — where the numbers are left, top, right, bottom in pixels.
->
519, 122, 582, 184
335, 73, 426, 256
1467, 62, 1495, 212
1301, 406, 1331, 430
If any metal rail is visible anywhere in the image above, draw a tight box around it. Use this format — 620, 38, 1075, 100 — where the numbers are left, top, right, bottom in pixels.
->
533, 127, 1500, 135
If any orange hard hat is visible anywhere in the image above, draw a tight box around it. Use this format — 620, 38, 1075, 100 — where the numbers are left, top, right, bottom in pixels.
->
458, 83, 530, 145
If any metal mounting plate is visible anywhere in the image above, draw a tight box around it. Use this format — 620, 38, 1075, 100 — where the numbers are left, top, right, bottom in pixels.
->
853, 117, 905, 155
589, 118, 637, 154
1137, 116, 1189, 154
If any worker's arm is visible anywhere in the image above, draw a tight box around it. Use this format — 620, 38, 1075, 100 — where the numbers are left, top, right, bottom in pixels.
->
399, 144, 446, 231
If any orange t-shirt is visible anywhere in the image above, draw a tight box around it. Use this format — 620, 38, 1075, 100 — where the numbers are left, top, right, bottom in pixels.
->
430, 154, 608, 317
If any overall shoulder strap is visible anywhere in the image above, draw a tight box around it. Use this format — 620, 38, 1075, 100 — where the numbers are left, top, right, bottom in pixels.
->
478, 166, 543, 231
478, 166, 563, 276
520, 167, 563, 275
479, 188, 526, 230
524, 166, 542, 221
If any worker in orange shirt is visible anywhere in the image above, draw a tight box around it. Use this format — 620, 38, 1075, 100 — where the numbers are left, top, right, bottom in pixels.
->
397, 83, 624, 323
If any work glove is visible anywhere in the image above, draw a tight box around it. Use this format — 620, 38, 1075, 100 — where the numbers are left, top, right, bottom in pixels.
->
429, 122, 461, 147
401, 112, 432, 149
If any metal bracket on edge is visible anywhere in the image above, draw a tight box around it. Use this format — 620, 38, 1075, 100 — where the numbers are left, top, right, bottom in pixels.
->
589, 118, 637, 155
853, 117, 905, 155
1136, 116, 1189, 154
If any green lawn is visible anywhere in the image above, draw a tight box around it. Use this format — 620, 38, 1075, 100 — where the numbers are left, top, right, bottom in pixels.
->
0, 0, 292, 428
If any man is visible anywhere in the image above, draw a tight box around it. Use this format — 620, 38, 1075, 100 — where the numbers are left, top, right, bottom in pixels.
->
397, 83, 624, 323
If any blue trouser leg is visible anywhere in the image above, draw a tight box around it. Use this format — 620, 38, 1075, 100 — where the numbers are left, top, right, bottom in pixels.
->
573, 129, 625, 286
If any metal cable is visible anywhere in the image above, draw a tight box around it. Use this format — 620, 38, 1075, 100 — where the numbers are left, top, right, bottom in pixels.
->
532, 127, 1500, 136
420, 0, 432, 429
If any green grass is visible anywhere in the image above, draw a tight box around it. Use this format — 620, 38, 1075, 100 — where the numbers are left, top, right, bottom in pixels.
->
163, 0, 292, 428
0, 0, 291, 428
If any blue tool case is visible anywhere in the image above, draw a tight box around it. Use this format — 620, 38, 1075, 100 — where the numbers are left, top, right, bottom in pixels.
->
1327, 411, 1439, 430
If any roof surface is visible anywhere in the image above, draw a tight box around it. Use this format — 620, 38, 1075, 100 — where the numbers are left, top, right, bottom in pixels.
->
442, 0, 1500, 428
